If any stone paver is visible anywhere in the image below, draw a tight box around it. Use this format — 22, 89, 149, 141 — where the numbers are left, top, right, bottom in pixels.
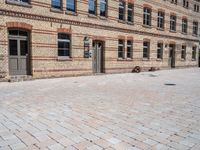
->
0, 68, 200, 150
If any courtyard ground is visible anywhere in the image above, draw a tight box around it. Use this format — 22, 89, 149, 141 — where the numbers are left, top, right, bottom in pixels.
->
0, 68, 200, 150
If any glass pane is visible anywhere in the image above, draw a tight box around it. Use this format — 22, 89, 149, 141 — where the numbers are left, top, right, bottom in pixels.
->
19, 30, 28, 36
58, 33, 70, 40
89, 0, 96, 14
9, 40, 18, 56
9, 30, 18, 36
21, 0, 29, 3
52, 0, 61, 9
100, 0, 106, 16
20, 40, 28, 56
67, 0, 75, 11
58, 49, 70, 56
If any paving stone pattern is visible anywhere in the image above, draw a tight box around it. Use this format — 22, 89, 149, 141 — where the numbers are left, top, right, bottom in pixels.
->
0, 68, 200, 150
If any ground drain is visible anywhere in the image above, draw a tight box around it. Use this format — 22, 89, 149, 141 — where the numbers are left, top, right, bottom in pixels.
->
164, 83, 176, 86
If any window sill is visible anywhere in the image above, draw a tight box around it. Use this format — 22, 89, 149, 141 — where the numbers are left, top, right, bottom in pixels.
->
157, 27, 164, 31
181, 32, 187, 35
99, 16, 108, 20
66, 11, 78, 16
88, 14, 98, 18
118, 20, 126, 24
57, 57, 72, 61
117, 58, 126, 61
169, 30, 177, 33
127, 21, 134, 25
192, 34, 198, 37
126, 58, 133, 61
142, 25, 152, 29
142, 58, 150, 61
6, 0, 32, 8
50, 8, 63, 14
181, 58, 186, 61
156, 58, 163, 61
192, 59, 196, 61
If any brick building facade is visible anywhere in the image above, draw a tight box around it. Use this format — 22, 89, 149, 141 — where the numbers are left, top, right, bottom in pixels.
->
0, 0, 200, 80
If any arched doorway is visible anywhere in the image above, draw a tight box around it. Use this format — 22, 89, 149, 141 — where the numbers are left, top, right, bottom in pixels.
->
8, 29, 30, 75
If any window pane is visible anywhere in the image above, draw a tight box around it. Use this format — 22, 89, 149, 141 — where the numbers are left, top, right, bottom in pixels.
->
20, 40, 28, 56
21, 0, 29, 3
67, 0, 75, 12
100, 0, 106, 16
58, 33, 70, 40
52, 0, 61, 9
118, 40, 124, 58
119, 1, 125, 20
89, 0, 96, 15
9, 30, 18, 36
9, 40, 18, 56
128, 4, 133, 22
143, 42, 149, 58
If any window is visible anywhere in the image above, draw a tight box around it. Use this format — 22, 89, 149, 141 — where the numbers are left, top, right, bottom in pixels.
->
171, 0, 177, 4
118, 40, 125, 58
192, 46, 196, 60
194, 4, 200, 12
100, 0, 107, 17
52, 0, 61, 9
181, 45, 186, 60
193, 21, 199, 35
157, 43, 163, 59
182, 18, 188, 33
143, 41, 150, 59
183, 0, 189, 8
127, 3, 133, 22
127, 40, 133, 58
119, 0, 125, 20
58, 33, 71, 57
88, 0, 96, 15
170, 15, 176, 31
143, 7, 151, 26
66, 0, 76, 12
157, 11, 165, 29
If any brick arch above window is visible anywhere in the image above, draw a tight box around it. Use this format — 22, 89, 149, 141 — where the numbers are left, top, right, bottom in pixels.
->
127, 36, 134, 40
143, 4, 152, 9
92, 36, 106, 41
57, 28, 72, 33
157, 40, 164, 43
182, 16, 187, 20
127, 0, 134, 4
118, 35, 126, 40
157, 9, 165, 13
169, 41, 176, 44
170, 12, 176, 16
6, 22, 32, 30
143, 38, 150, 42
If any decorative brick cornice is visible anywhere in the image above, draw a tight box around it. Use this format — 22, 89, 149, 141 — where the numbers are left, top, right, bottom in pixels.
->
0, 9, 198, 43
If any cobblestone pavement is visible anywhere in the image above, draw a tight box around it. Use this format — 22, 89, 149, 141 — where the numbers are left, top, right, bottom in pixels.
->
0, 68, 200, 150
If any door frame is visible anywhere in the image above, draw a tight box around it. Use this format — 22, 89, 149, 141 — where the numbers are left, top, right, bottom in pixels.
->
92, 40, 105, 74
8, 29, 31, 75
169, 44, 176, 68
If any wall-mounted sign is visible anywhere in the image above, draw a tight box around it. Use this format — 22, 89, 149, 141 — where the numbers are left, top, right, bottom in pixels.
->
84, 36, 90, 58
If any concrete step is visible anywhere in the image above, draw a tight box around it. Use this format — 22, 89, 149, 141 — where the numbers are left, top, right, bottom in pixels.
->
9, 75, 33, 82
